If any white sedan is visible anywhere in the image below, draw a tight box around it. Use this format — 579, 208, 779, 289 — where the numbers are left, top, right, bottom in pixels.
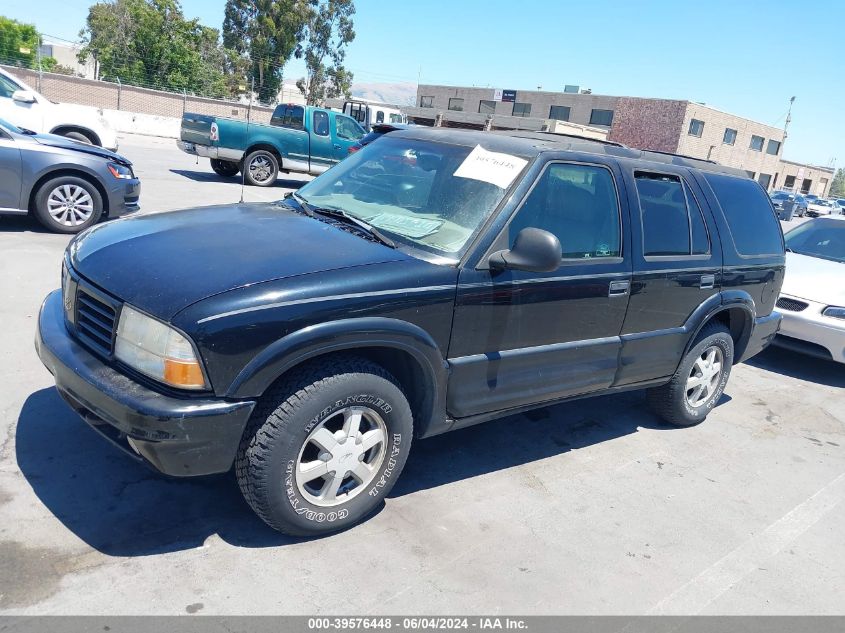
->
773, 217, 845, 363
806, 198, 841, 217
0, 67, 118, 151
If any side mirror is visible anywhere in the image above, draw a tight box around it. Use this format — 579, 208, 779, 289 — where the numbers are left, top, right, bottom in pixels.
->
12, 90, 36, 104
488, 228, 562, 273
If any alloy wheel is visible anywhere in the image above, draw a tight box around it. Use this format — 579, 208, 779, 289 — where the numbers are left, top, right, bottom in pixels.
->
47, 184, 94, 227
685, 345, 724, 408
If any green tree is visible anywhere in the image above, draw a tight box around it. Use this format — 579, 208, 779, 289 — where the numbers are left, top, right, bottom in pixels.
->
295, 0, 355, 105
0, 16, 56, 70
223, 0, 309, 104
830, 168, 845, 198
79, 0, 229, 98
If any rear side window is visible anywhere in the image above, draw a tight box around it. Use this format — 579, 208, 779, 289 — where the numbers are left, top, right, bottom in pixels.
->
704, 173, 783, 256
635, 173, 710, 257
313, 111, 329, 136
270, 105, 305, 130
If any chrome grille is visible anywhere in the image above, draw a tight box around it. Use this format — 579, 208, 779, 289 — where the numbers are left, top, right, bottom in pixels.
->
776, 297, 809, 312
75, 285, 118, 356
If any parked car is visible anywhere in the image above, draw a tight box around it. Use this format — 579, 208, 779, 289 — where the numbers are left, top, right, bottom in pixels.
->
769, 191, 807, 220
0, 68, 118, 151
806, 198, 838, 216
773, 217, 845, 363
344, 100, 407, 131
36, 129, 784, 535
177, 104, 365, 186
837, 198, 845, 208
347, 122, 410, 154
0, 118, 139, 233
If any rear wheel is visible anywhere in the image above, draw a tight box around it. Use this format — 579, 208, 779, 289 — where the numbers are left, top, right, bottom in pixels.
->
33, 176, 103, 234
647, 322, 734, 427
243, 149, 279, 187
210, 158, 239, 177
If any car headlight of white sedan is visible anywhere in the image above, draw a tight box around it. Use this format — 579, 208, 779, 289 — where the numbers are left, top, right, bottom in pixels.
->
115, 305, 208, 390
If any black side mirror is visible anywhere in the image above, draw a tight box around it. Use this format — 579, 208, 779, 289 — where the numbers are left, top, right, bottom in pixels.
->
488, 228, 562, 273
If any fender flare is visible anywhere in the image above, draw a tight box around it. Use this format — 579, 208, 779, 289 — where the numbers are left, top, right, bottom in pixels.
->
683, 290, 756, 362
224, 317, 449, 437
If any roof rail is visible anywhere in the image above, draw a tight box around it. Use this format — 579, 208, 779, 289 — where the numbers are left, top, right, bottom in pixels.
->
642, 148, 718, 164
516, 130, 628, 148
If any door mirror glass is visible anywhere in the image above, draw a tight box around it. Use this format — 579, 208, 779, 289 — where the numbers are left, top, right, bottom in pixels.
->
489, 227, 562, 272
12, 90, 36, 104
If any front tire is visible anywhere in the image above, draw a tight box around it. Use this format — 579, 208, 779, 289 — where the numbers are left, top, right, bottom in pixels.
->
236, 356, 413, 536
243, 149, 279, 187
33, 176, 103, 234
62, 130, 94, 145
210, 158, 239, 177
647, 322, 734, 427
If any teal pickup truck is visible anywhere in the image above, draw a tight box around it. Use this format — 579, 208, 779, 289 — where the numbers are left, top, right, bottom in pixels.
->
177, 104, 366, 186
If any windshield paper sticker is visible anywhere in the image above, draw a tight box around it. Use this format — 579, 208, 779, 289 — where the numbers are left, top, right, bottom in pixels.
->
453, 145, 528, 190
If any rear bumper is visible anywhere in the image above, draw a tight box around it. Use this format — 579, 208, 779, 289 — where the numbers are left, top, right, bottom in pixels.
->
35, 290, 256, 476
176, 140, 243, 162
738, 310, 782, 362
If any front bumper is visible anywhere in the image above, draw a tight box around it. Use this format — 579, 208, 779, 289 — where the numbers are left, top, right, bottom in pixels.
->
738, 310, 782, 363
105, 177, 141, 217
772, 294, 845, 363
35, 290, 256, 476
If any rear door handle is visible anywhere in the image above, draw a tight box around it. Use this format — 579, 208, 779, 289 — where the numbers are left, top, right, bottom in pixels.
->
333, 144, 342, 150
700, 274, 715, 289
608, 280, 630, 297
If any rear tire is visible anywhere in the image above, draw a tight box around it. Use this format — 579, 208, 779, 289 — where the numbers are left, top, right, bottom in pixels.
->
243, 149, 279, 187
33, 176, 103, 234
647, 322, 734, 427
210, 158, 239, 177
236, 356, 413, 536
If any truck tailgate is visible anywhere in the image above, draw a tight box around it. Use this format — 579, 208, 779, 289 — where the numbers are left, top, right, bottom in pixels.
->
180, 113, 216, 145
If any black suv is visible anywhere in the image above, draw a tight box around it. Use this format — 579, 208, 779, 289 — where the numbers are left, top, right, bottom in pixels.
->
36, 129, 784, 535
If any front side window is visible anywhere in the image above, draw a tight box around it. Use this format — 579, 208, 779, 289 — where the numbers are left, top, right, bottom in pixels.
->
549, 105, 571, 121
479, 100, 496, 114
688, 119, 705, 137
296, 137, 529, 257
0, 74, 21, 99
507, 163, 621, 260
448, 98, 464, 112
419, 96, 434, 108
766, 139, 781, 155
749, 135, 765, 151
723, 128, 737, 145
313, 111, 329, 136
335, 115, 364, 141
375, 110, 385, 123
512, 102, 531, 117
704, 172, 783, 256
590, 109, 614, 126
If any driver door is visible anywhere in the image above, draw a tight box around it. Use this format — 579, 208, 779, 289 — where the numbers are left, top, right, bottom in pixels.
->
446, 159, 633, 418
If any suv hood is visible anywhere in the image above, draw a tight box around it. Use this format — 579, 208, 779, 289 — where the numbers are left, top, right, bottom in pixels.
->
782, 251, 845, 305
69, 203, 412, 319
29, 132, 131, 165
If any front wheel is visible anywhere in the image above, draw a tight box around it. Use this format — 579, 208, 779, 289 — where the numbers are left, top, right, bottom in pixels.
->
32, 176, 103, 234
210, 158, 239, 177
236, 356, 413, 535
243, 149, 279, 187
647, 322, 734, 427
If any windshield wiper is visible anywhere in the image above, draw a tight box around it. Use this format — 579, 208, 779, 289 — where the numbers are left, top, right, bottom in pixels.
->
298, 198, 396, 248
282, 191, 315, 217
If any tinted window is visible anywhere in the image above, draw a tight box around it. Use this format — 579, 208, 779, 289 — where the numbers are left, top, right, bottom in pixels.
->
784, 220, 845, 264
508, 163, 621, 260
704, 173, 783, 256
270, 105, 304, 130
686, 183, 711, 255
636, 173, 690, 256
335, 115, 364, 141
313, 111, 329, 136
549, 105, 571, 121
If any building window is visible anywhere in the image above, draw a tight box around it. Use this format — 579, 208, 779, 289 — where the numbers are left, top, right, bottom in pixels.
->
745, 171, 756, 179
589, 109, 614, 126
801, 179, 812, 194
784, 175, 796, 190
512, 102, 531, 117
478, 100, 496, 114
749, 135, 765, 152
723, 128, 737, 145
548, 105, 571, 121
419, 96, 434, 108
448, 98, 464, 112
757, 173, 772, 190
688, 119, 705, 137
766, 139, 781, 156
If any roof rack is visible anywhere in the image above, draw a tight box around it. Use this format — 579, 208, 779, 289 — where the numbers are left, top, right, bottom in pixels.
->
641, 148, 718, 164
506, 130, 627, 148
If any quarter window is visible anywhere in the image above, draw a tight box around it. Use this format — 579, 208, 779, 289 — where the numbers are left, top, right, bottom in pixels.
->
704, 173, 783, 256
549, 105, 571, 121
688, 119, 705, 137
749, 135, 765, 151
723, 128, 737, 145
589, 109, 614, 126
507, 163, 621, 260
512, 102, 531, 117
636, 173, 710, 257
448, 98, 464, 112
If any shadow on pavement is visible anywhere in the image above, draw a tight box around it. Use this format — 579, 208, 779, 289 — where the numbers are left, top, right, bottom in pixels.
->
17, 386, 674, 557
745, 345, 845, 388
169, 169, 310, 190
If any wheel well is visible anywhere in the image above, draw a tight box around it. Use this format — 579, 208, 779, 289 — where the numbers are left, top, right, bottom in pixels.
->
28, 169, 110, 217
50, 126, 101, 146
263, 347, 435, 438
709, 307, 751, 361
245, 143, 282, 165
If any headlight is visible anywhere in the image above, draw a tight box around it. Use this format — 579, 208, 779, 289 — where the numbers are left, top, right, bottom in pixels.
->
107, 162, 134, 179
115, 305, 208, 390
822, 306, 845, 320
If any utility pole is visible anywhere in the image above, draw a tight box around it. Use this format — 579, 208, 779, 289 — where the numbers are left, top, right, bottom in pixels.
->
782, 96, 796, 148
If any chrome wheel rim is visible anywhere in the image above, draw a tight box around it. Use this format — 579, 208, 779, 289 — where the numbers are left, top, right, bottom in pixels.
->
47, 184, 94, 226
248, 155, 273, 182
686, 345, 723, 408
294, 406, 388, 507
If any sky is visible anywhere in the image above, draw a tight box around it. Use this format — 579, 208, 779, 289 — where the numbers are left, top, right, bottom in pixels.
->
4, 0, 843, 169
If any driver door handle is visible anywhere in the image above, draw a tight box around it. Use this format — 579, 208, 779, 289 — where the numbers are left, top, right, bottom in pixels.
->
700, 274, 715, 289
608, 280, 630, 297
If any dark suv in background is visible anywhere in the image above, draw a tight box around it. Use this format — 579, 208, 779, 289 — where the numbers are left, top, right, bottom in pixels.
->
36, 128, 784, 535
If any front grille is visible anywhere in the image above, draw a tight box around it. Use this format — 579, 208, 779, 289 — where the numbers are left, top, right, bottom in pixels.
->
75, 285, 119, 356
776, 297, 809, 312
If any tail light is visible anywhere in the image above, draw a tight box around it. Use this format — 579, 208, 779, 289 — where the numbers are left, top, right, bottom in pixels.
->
210, 122, 219, 142
348, 145, 360, 154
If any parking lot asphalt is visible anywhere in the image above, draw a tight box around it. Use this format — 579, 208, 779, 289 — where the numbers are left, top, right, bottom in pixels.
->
0, 134, 843, 615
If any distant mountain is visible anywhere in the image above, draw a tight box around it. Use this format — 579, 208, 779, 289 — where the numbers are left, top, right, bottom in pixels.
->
350, 82, 418, 107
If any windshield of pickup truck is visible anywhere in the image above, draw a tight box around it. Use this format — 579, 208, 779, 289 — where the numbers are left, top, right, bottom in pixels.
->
295, 136, 530, 256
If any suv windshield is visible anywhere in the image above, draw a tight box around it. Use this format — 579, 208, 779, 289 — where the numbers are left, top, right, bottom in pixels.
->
785, 220, 845, 264
295, 136, 529, 256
